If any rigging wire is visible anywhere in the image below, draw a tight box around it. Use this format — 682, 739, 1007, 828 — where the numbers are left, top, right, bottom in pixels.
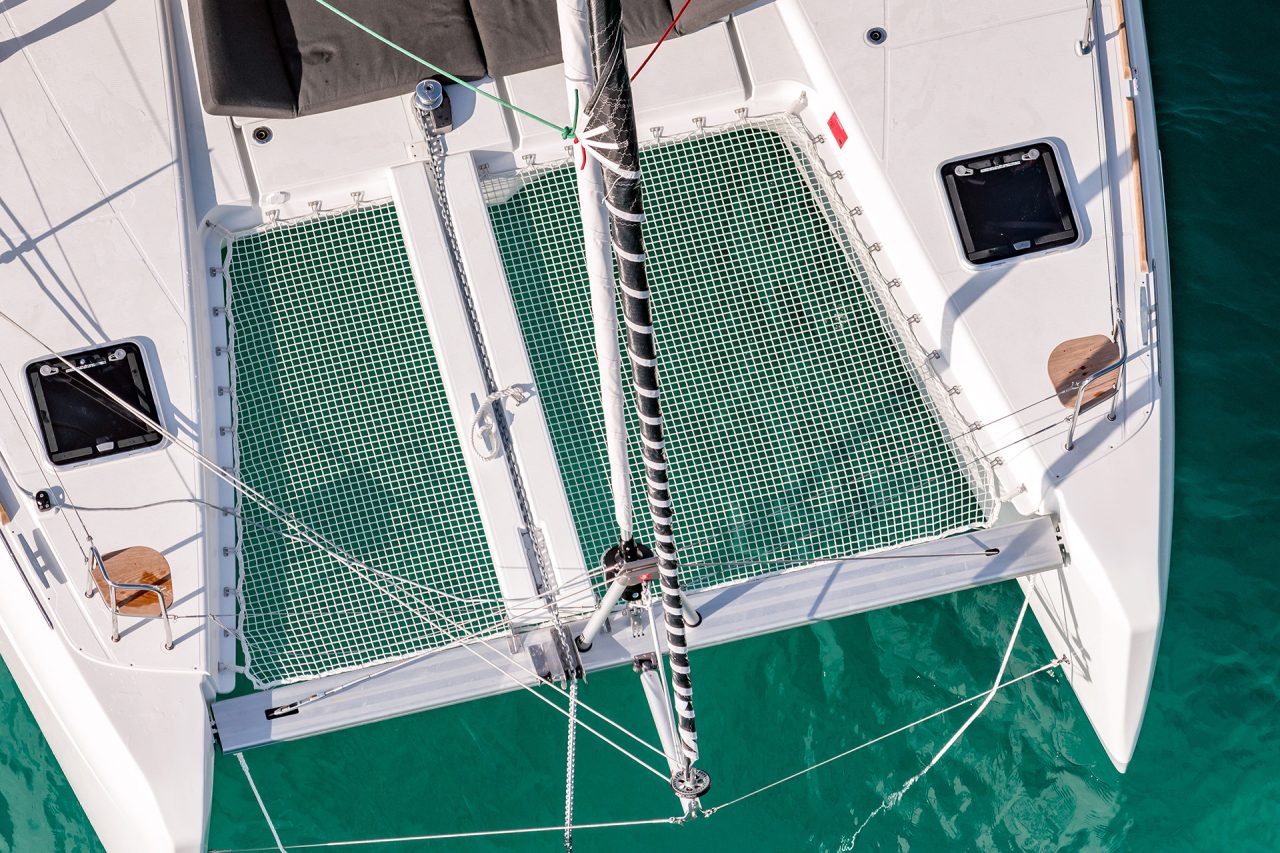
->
630, 0, 693, 81
309, 0, 574, 138
236, 753, 287, 853
20, 480, 1006, 627
644, 584, 681, 770
847, 598, 1032, 845
0, 308, 671, 781
210, 816, 683, 853
215, 653, 1064, 852
977, 417, 1072, 461
953, 390, 1063, 439
55, 490, 509, 608
703, 653, 1063, 816
249, 548, 673, 781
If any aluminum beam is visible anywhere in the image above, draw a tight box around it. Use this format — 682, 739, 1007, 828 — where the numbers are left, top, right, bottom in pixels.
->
212, 515, 1061, 751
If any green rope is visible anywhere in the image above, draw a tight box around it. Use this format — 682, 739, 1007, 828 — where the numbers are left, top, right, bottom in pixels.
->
311, 0, 575, 139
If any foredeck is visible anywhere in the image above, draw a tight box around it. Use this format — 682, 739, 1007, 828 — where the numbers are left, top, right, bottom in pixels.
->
218, 114, 998, 686
181, 0, 1167, 772
486, 118, 994, 591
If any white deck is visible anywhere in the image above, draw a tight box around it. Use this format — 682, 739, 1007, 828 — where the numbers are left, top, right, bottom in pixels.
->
0, 1, 224, 850
0, 0, 1170, 849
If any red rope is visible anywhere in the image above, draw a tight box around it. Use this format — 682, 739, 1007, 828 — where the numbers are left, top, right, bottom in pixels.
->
630, 0, 694, 81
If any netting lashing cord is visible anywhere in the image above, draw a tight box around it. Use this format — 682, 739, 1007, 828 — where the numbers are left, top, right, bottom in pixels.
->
630, 0, 694, 81
215, 650, 1064, 852
309, 0, 576, 139
0, 308, 672, 785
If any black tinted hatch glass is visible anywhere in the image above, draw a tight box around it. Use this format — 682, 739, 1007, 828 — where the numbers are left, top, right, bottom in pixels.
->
26, 342, 162, 465
942, 142, 1078, 264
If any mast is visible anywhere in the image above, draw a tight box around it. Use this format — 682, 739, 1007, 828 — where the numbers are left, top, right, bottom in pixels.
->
571, 0, 708, 797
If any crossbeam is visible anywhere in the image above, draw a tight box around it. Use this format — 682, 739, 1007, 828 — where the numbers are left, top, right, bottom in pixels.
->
211, 515, 1061, 752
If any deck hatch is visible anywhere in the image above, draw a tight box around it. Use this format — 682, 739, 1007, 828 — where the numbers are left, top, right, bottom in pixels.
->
941, 141, 1079, 265
485, 116, 996, 594
25, 341, 163, 465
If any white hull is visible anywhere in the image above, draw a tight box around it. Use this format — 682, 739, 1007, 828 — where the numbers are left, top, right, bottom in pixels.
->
0, 564, 211, 852
0, 0, 1169, 848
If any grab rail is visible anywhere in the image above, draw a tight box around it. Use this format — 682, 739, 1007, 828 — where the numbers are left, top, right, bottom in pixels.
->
85, 545, 173, 650
1064, 320, 1126, 451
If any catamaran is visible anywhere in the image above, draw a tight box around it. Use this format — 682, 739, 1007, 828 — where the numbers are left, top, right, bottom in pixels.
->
0, 0, 1171, 849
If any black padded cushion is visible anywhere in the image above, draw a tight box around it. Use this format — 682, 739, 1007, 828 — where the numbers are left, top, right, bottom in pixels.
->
472, 0, 676, 78
674, 0, 736, 34
189, 0, 484, 117
271, 0, 485, 116
188, 0, 749, 118
189, 1, 298, 117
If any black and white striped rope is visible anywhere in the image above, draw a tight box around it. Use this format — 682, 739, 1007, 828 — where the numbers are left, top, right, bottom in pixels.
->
583, 0, 700, 774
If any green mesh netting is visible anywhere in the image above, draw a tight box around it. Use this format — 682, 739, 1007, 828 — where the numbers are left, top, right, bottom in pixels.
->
226, 203, 505, 686
484, 120, 991, 592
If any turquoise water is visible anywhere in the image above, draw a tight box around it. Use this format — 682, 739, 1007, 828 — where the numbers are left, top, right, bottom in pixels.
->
4, 5, 1279, 850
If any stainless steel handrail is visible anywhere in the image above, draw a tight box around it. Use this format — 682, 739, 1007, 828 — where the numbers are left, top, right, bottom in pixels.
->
85, 546, 173, 650
1064, 320, 1126, 451
1077, 0, 1096, 55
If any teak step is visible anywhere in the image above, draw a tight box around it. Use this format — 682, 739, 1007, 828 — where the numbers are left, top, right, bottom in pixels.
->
1047, 335, 1120, 409
91, 546, 174, 616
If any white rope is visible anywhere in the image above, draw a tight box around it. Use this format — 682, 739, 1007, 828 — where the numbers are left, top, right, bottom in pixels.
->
645, 585, 681, 773
468, 385, 533, 460
564, 678, 579, 852
847, 598, 1030, 846
208, 816, 682, 852
706, 652, 1062, 815
0, 308, 672, 781
236, 753, 286, 853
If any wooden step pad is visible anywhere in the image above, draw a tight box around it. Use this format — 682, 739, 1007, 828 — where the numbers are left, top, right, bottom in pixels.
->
1048, 335, 1120, 409
91, 546, 173, 616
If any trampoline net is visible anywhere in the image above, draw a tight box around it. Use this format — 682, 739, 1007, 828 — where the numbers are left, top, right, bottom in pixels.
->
224, 203, 507, 687
483, 115, 997, 593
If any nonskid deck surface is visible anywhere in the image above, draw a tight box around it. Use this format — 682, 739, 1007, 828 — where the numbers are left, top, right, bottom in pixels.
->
486, 118, 995, 591
223, 117, 996, 686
